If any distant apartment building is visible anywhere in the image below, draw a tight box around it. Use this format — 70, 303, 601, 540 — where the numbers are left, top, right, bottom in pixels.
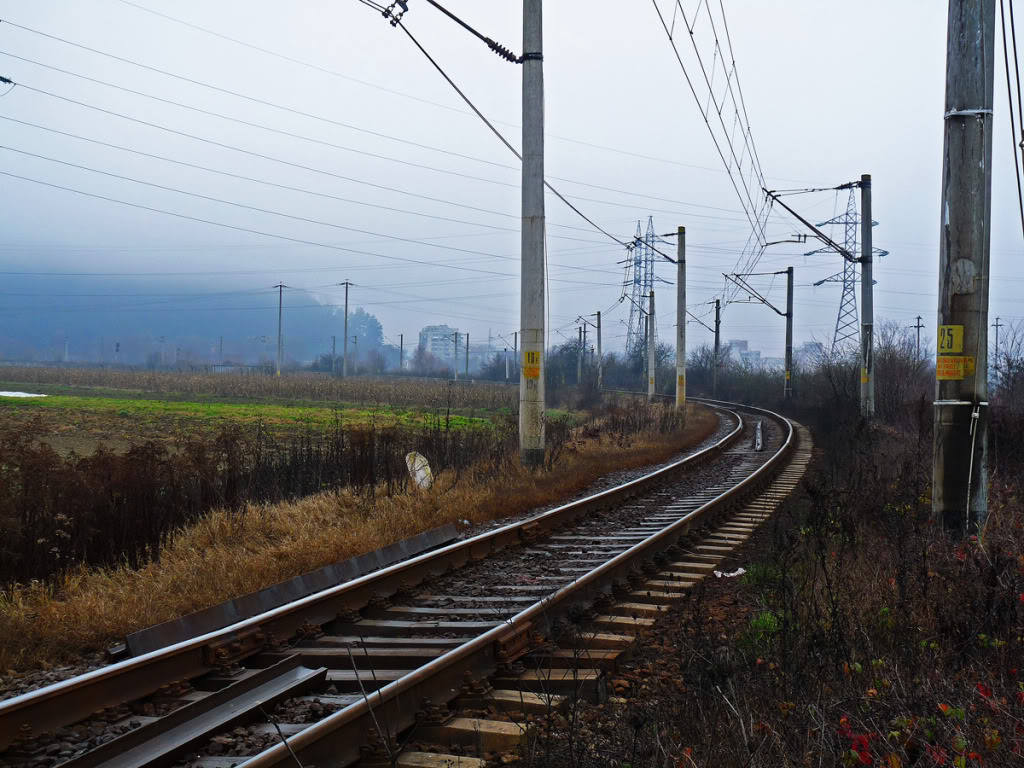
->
419, 324, 459, 361
795, 341, 826, 366
739, 349, 761, 366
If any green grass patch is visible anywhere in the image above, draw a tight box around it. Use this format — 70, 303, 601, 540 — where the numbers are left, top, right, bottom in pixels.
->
0, 393, 495, 432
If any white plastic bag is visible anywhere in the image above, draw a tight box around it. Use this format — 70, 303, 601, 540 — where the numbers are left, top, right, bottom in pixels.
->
405, 451, 433, 490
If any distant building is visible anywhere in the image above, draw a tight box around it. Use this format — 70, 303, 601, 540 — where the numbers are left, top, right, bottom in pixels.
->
795, 341, 826, 366
728, 339, 749, 353
739, 349, 761, 366
419, 325, 459, 361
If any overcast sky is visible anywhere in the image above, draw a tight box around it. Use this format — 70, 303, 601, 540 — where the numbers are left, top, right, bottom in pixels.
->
0, 0, 1019, 358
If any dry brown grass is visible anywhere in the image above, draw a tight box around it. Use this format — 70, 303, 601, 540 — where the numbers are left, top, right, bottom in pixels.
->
0, 405, 717, 672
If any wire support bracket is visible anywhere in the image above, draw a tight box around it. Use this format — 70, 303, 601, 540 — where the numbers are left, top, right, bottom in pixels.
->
943, 108, 994, 119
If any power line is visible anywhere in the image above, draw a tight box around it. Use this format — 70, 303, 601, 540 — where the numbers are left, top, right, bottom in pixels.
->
112, 0, 822, 185
0, 169, 523, 278
0, 26, 780, 223
1000, 0, 1024, 242
0, 47, 525, 189
0, 19, 521, 173
375, 9, 681, 266
1, 144, 542, 263
0, 115, 526, 236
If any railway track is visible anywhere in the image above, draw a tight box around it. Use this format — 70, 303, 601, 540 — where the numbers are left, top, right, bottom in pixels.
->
0, 400, 812, 768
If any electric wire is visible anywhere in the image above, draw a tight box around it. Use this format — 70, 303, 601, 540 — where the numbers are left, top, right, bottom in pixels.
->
0, 169, 523, 278
113, 0, 822, 186
1001, 0, 1024, 242
1, 144, 542, 263
379, 7, 681, 264
0, 48, 526, 189
0, 19, 520, 173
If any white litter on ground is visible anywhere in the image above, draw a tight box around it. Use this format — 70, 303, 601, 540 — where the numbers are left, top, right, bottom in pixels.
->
0, 391, 47, 398
405, 451, 433, 490
714, 567, 746, 578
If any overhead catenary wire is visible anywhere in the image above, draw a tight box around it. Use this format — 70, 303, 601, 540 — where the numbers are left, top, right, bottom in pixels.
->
368, 5, 680, 264
0, 169, 526, 278
649, 0, 775, 308
0, 26, 778, 221
0, 145, 544, 263
112, 0, 822, 186
1000, 0, 1024, 242
0, 64, 773, 234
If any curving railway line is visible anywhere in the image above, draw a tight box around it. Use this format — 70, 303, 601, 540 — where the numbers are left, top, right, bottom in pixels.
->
0, 399, 812, 768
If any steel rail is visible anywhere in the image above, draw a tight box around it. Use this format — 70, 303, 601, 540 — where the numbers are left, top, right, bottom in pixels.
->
0, 404, 744, 749
239, 400, 793, 768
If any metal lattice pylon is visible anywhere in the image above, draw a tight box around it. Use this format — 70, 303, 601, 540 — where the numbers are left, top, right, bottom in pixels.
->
807, 190, 887, 356
625, 217, 657, 358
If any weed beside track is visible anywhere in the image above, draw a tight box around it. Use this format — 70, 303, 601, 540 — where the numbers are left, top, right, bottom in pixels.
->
0, 402, 716, 672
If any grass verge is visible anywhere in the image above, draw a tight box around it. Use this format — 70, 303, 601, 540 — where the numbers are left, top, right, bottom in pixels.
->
0, 405, 717, 672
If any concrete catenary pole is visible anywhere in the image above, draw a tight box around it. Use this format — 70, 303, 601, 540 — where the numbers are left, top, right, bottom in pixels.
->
399, 333, 404, 372
860, 175, 874, 417
577, 326, 583, 385
595, 311, 603, 391
648, 290, 656, 402
275, 283, 284, 377
785, 266, 794, 398
520, 0, 546, 466
713, 299, 721, 397
933, 0, 995, 532
453, 332, 459, 381
465, 332, 470, 378
676, 226, 686, 409
341, 280, 352, 377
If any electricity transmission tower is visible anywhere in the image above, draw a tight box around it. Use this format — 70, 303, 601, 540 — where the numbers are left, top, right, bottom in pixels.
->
806, 189, 888, 355
625, 217, 659, 357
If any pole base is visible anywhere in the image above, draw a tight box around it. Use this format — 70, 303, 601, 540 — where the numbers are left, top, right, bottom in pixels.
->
520, 447, 545, 468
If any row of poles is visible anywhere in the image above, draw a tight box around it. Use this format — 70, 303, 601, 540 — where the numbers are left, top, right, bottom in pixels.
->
516, 0, 995, 534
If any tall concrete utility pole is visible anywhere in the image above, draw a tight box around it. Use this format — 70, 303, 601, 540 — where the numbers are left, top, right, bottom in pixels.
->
860, 175, 874, 417
595, 311, 603, 391
340, 280, 353, 377
713, 299, 721, 397
577, 326, 583, 385
465, 332, 470, 378
992, 317, 1003, 361
452, 332, 459, 381
676, 226, 686, 410
399, 333, 404, 372
274, 283, 285, 377
785, 266, 794, 398
933, 0, 995, 532
648, 290, 656, 401
520, 0, 546, 467
914, 316, 925, 358
724, 270, 794, 397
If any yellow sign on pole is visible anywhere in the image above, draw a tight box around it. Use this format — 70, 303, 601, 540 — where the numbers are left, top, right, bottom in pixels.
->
522, 350, 541, 379
937, 324, 964, 354
936, 355, 975, 380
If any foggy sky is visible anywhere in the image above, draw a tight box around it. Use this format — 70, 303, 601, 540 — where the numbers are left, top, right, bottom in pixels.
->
0, 0, 1020, 360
